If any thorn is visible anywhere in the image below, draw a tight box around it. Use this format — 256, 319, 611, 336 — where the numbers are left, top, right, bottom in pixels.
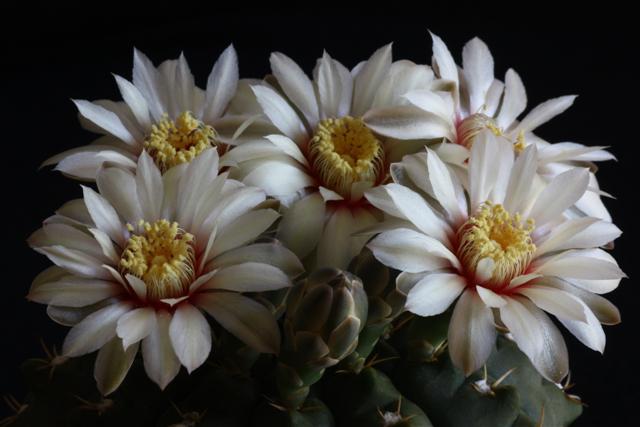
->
493, 367, 517, 388
536, 405, 545, 427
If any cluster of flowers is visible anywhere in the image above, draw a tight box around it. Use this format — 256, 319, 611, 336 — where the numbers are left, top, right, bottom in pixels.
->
28, 34, 624, 396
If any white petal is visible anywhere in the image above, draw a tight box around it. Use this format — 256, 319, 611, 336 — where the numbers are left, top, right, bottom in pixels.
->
28, 277, 119, 308
72, 100, 137, 145
242, 160, 313, 197
277, 193, 326, 259
476, 285, 507, 307
270, 52, 319, 126
142, 310, 181, 389
251, 85, 307, 143
528, 168, 589, 226
211, 242, 304, 278
406, 273, 466, 316
535, 218, 621, 256
368, 228, 458, 274
132, 48, 164, 121
504, 144, 538, 214
212, 209, 279, 255
198, 292, 280, 353
559, 304, 606, 353
265, 134, 308, 165
82, 186, 125, 247
363, 105, 454, 141
425, 147, 465, 222
403, 89, 454, 122
383, 183, 453, 244
500, 297, 569, 382
94, 337, 139, 396
316, 208, 355, 270
448, 289, 496, 375
203, 44, 239, 122
462, 37, 494, 114
55, 149, 135, 180
136, 151, 164, 221
169, 304, 212, 373
352, 43, 392, 117
430, 32, 459, 99
468, 130, 500, 211
513, 95, 577, 135
116, 307, 156, 350
202, 262, 291, 292
517, 285, 587, 322
317, 51, 352, 119
125, 274, 147, 301
34, 245, 112, 280
63, 302, 132, 357
534, 251, 625, 281
97, 166, 143, 224
496, 69, 527, 128
113, 74, 151, 129
89, 228, 120, 264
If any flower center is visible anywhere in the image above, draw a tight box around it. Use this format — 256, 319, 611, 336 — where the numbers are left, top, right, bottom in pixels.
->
308, 117, 384, 198
120, 220, 195, 300
456, 203, 535, 289
456, 113, 503, 148
144, 111, 217, 172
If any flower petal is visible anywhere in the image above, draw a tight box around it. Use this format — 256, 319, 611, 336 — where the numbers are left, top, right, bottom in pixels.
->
72, 100, 137, 145
116, 307, 156, 350
169, 304, 212, 373
406, 273, 466, 316
270, 52, 319, 126
352, 43, 392, 117
251, 85, 307, 143
28, 277, 119, 308
201, 262, 291, 292
528, 168, 589, 226
202, 44, 239, 122
142, 310, 181, 389
82, 186, 125, 247
277, 192, 326, 260
212, 209, 279, 255
198, 292, 280, 354
94, 337, 139, 396
363, 105, 453, 140
462, 37, 494, 114
513, 95, 577, 134
496, 69, 527, 129
448, 289, 497, 375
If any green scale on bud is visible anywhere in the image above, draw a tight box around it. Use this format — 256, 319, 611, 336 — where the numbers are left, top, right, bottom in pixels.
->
275, 268, 368, 409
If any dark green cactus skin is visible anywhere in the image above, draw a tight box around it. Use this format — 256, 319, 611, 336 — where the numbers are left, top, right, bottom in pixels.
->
7, 266, 584, 427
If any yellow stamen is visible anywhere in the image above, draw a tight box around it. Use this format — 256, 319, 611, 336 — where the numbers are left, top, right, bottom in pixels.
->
514, 130, 526, 153
457, 113, 503, 148
457, 203, 535, 288
144, 111, 217, 172
120, 220, 195, 300
308, 117, 384, 198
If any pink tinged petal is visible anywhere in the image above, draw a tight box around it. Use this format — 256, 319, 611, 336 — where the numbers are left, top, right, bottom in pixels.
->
475, 258, 495, 284
476, 285, 507, 308
448, 289, 497, 375
202, 262, 291, 292
251, 85, 307, 143
383, 183, 453, 245
125, 274, 147, 301
136, 151, 164, 222
352, 43, 392, 117
504, 144, 537, 214
496, 69, 527, 129
363, 105, 454, 141
211, 243, 304, 278
72, 100, 137, 145
406, 273, 466, 316
113, 74, 151, 129
517, 285, 587, 322
63, 302, 132, 357
198, 292, 281, 354
169, 304, 212, 373
82, 186, 125, 247
142, 311, 181, 389
507, 273, 543, 290
468, 130, 499, 211
316, 208, 355, 270
203, 44, 239, 122
513, 95, 577, 134
319, 187, 344, 202
277, 193, 326, 259
212, 209, 280, 255
430, 32, 459, 95
34, 245, 112, 280
500, 297, 569, 383
368, 228, 458, 274
28, 277, 119, 308
94, 337, 139, 396
425, 148, 465, 223
116, 307, 156, 350
188, 269, 219, 294
528, 168, 589, 226
462, 37, 494, 114
270, 52, 319, 126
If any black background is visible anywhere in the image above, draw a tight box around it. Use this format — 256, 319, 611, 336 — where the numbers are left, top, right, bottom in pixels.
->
2, 5, 638, 426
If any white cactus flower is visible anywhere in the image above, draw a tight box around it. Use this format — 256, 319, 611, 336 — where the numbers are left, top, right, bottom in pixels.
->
28, 148, 302, 394
365, 130, 624, 382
